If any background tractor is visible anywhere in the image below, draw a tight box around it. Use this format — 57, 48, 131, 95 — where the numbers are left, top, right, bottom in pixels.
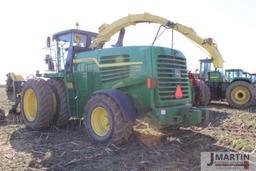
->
5, 13, 227, 145
195, 58, 255, 109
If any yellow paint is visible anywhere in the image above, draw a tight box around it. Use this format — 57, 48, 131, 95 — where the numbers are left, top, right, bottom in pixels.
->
74, 34, 82, 43
91, 107, 110, 136
115, 56, 125, 63
90, 12, 168, 49
23, 88, 37, 121
73, 57, 143, 67
230, 86, 250, 105
67, 82, 74, 89
89, 12, 224, 68
8, 72, 25, 81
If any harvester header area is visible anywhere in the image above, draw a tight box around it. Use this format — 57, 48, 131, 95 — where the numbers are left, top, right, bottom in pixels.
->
6, 72, 26, 114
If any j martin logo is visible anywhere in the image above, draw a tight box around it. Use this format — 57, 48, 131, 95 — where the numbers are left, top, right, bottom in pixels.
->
201, 152, 256, 171
207, 152, 249, 168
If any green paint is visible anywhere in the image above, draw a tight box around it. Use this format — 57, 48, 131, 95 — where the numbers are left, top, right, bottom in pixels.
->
206, 69, 252, 101
44, 46, 205, 127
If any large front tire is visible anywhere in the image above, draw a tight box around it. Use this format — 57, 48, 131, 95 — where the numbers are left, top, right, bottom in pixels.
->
21, 79, 55, 130
226, 81, 255, 109
84, 94, 132, 145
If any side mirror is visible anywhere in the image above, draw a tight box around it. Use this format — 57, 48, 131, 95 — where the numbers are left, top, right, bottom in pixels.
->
47, 37, 51, 48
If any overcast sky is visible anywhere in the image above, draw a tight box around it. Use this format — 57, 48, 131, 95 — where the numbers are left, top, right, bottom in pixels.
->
0, 0, 255, 84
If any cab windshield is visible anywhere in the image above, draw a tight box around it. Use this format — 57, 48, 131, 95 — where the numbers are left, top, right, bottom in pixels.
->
225, 69, 243, 81
55, 33, 88, 69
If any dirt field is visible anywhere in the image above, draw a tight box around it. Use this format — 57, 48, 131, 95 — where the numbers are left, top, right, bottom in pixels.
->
1, 85, 256, 171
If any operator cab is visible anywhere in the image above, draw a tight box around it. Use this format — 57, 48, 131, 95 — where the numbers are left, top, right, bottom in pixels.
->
199, 58, 212, 81
250, 73, 256, 83
47, 29, 97, 71
199, 58, 224, 82
225, 69, 244, 82
243, 71, 250, 79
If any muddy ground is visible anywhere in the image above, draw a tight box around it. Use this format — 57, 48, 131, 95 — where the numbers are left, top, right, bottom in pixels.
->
0, 85, 256, 171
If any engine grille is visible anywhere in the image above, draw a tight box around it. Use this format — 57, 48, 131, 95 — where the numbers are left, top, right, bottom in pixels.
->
99, 55, 141, 83
157, 55, 189, 101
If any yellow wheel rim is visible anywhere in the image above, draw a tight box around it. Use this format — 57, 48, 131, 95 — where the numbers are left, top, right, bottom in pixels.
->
230, 86, 250, 105
91, 107, 110, 136
23, 88, 37, 121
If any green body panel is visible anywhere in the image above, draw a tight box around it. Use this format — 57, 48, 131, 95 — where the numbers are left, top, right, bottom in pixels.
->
206, 81, 229, 100
231, 78, 251, 83
183, 108, 209, 127
207, 76, 251, 101
43, 71, 64, 78
207, 70, 226, 100
208, 71, 224, 82
151, 104, 208, 126
45, 46, 204, 126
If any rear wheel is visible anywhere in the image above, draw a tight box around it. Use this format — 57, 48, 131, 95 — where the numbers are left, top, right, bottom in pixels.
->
21, 79, 55, 130
84, 94, 132, 145
47, 79, 70, 127
226, 81, 255, 109
193, 80, 211, 106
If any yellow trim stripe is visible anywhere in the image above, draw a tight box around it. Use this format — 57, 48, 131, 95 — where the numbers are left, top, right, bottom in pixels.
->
67, 82, 74, 89
73, 57, 143, 68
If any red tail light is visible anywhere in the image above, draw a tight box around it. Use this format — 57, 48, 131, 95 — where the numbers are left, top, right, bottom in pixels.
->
147, 78, 151, 89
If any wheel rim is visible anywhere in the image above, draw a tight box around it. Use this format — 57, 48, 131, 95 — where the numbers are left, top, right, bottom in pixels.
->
230, 86, 250, 105
91, 107, 110, 136
23, 88, 37, 121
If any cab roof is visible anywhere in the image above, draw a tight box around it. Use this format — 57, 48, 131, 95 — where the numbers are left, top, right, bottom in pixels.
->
225, 69, 244, 72
52, 29, 97, 41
